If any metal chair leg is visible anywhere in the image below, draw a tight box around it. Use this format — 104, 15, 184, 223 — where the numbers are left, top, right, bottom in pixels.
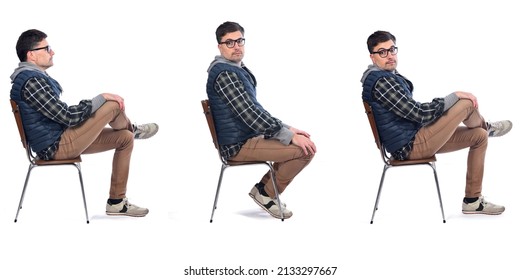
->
370, 163, 446, 224
15, 163, 90, 224
14, 164, 35, 223
370, 165, 389, 224
210, 164, 227, 223
209, 161, 286, 222
267, 162, 284, 222
429, 163, 446, 223
75, 163, 89, 224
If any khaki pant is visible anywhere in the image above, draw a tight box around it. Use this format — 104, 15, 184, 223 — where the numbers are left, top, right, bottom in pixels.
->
229, 136, 314, 198
409, 99, 488, 198
54, 101, 134, 199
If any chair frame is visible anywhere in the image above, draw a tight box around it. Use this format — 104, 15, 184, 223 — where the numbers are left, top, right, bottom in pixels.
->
363, 101, 445, 223
201, 99, 284, 222
10, 99, 89, 224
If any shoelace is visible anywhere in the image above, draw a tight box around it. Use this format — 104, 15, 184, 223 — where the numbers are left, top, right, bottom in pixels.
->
121, 198, 130, 207
479, 196, 493, 208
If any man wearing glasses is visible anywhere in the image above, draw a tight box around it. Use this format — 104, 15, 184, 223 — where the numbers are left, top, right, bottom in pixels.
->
361, 30, 511, 215
10, 29, 158, 217
206, 21, 316, 219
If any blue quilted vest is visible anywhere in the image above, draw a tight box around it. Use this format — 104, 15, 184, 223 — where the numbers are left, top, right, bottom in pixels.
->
10, 70, 65, 154
362, 70, 420, 154
206, 62, 264, 145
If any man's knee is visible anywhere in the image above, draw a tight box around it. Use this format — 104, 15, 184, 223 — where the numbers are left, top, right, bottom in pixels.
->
473, 127, 488, 147
296, 149, 315, 162
103, 100, 121, 113
457, 99, 475, 110
118, 130, 135, 150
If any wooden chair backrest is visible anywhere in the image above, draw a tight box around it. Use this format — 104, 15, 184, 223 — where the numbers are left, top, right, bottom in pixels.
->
363, 101, 383, 151
10, 99, 29, 150
201, 99, 219, 150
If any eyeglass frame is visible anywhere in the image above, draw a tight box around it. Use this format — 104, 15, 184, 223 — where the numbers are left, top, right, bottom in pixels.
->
30, 45, 52, 53
371, 46, 398, 58
219, 38, 245, 48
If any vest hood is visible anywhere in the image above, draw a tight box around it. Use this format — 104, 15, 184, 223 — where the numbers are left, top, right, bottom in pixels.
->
207, 55, 243, 73
11, 62, 48, 83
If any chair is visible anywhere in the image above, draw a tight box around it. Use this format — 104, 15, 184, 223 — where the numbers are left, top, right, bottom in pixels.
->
10, 99, 89, 223
201, 99, 285, 222
363, 101, 445, 223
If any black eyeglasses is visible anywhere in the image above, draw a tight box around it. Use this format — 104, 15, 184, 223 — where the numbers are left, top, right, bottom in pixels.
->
371, 46, 398, 58
30, 45, 52, 53
219, 38, 245, 48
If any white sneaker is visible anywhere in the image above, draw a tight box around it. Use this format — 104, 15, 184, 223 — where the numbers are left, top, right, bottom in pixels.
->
106, 198, 149, 217
249, 185, 292, 219
133, 123, 159, 139
487, 120, 512, 137
462, 196, 505, 215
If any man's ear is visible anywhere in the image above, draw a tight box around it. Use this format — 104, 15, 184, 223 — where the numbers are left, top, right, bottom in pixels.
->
26, 50, 35, 62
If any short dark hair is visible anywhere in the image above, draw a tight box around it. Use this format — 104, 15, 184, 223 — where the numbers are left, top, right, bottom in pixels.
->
367, 30, 396, 53
215, 21, 244, 43
16, 29, 47, 62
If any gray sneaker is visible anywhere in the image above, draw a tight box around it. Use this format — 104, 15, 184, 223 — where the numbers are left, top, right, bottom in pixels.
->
106, 198, 149, 217
487, 120, 512, 137
462, 196, 505, 215
133, 123, 159, 139
249, 186, 292, 219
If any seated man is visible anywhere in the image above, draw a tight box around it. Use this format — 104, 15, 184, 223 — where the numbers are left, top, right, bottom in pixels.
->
206, 21, 316, 219
10, 29, 158, 217
361, 30, 512, 215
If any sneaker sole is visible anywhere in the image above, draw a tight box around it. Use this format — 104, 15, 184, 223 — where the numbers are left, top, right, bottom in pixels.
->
106, 211, 148, 217
248, 192, 292, 219
462, 210, 504, 215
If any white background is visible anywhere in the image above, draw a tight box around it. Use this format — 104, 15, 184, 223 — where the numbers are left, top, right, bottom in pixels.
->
0, 0, 518, 279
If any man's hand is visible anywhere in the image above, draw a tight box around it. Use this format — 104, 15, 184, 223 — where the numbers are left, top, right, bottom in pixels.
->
289, 127, 311, 138
455, 91, 478, 108
102, 93, 125, 110
290, 127, 316, 155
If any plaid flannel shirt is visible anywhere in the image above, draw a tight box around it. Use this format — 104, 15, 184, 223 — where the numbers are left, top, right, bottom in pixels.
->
214, 70, 283, 159
23, 76, 92, 159
373, 74, 444, 159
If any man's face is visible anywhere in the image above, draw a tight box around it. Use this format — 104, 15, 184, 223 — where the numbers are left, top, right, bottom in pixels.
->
27, 39, 54, 70
370, 40, 398, 71
218, 31, 245, 63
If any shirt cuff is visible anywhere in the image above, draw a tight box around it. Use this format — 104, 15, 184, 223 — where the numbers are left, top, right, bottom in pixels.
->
443, 93, 459, 112
272, 127, 294, 145
91, 94, 106, 113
